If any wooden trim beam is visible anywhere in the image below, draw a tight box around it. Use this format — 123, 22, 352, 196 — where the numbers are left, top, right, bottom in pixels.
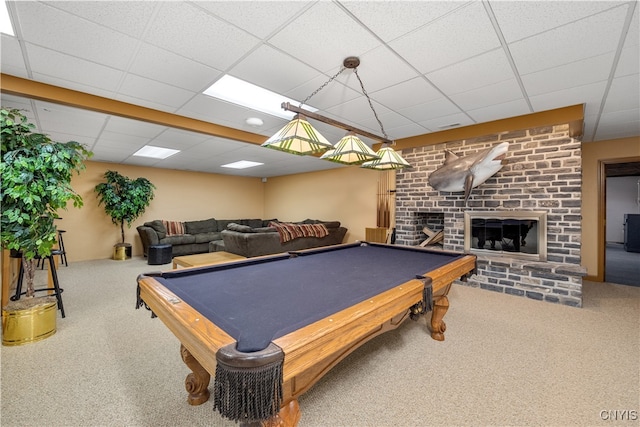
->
0, 74, 267, 145
382, 104, 584, 151
2, 74, 584, 152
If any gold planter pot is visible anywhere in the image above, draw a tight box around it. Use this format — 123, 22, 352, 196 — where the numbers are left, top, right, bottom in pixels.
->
113, 243, 132, 260
2, 300, 57, 346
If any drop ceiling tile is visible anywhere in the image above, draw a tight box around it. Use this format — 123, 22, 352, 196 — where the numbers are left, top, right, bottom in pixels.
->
622, 5, 639, 49
350, 45, 420, 93
268, 2, 382, 74
521, 52, 615, 96
341, 0, 465, 42
193, 1, 313, 39
25, 44, 124, 92
384, 122, 431, 140
56, 133, 97, 147
14, 2, 138, 69
594, 111, 640, 140
450, 79, 523, 111
324, 95, 392, 133
124, 156, 163, 168
398, 97, 463, 123
615, 45, 640, 78
182, 139, 245, 158
0, 95, 33, 116
509, 6, 629, 74
602, 74, 640, 113
142, 2, 260, 71
152, 128, 210, 150
490, 1, 628, 43
529, 81, 607, 116
102, 116, 166, 139
389, 1, 500, 74
427, 48, 514, 95
338, 46, 420, 94
97, 132, 151, 151
284, 72, 361, 111
43, 1, 159, 38
129, 43, 223, 92
35, 102, 107, 137
373, 77, 442, 110
599, 108, 640, 127
363, 110, 414, 136
418, 112, 476, 131
89, 149, 130, 163
116, 74, 195, 111
31, 72, 118, 100
467, 99, 531, 123
228, 45, 319, 95
0, 35, 27, 76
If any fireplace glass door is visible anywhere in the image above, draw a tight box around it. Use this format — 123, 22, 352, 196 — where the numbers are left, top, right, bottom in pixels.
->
464, 212, 546, 260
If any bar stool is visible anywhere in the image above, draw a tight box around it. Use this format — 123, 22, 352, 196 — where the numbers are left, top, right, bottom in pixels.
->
38, 229, 68, 269
11, 250, 66, 318
57, 230, 68, 266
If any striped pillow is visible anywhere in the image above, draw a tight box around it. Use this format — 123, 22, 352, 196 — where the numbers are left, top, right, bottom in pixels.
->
162, 220, 185, 236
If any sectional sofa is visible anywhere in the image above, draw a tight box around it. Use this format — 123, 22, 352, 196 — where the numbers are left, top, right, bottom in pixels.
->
136, 218, 347, 258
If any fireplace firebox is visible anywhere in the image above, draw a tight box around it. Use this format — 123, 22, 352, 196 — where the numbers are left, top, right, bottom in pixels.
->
464, 211, 547, 261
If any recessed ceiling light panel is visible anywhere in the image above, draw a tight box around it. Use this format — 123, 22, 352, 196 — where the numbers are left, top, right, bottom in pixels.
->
133, 145, 180, 159
204, 75, 316, 120
221, 160, 264, 169
0, 0, 15, 36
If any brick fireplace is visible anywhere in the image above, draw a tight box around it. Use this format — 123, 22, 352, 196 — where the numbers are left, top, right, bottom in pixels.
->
395, 124, 586, 307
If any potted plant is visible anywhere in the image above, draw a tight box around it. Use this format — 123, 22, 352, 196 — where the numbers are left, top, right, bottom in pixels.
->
94, 170, 155, 260
1, 107, 91, 344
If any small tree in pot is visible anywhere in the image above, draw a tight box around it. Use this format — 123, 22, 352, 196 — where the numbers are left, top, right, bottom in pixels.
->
1, 107, 91, 302
94, 170, 155, 259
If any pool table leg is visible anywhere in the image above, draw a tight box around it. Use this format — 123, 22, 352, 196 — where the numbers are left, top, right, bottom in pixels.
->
259, 399, 301, 427
430, 295, 449, 341
180, 344, 211, 405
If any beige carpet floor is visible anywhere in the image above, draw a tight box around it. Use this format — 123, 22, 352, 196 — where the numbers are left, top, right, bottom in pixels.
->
1, 255, 638, 427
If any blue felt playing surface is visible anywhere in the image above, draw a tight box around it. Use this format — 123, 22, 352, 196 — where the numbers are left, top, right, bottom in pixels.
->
158, 244, 462, 352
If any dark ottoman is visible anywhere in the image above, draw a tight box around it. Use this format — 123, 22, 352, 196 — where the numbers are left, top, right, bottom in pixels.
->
148, 244, 172, 265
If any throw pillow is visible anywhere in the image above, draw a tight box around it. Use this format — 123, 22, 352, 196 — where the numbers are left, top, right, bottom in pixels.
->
162, 220, 186, 236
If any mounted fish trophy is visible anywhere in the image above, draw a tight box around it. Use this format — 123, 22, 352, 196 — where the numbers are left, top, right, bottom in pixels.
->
428, 142, 509, 205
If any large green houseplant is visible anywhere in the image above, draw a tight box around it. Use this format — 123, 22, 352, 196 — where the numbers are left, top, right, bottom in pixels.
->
94, 170, 155, 259
1, 107, 91, 303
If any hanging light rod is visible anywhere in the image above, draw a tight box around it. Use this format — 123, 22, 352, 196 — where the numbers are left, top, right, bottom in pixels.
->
281, 102, 394, 146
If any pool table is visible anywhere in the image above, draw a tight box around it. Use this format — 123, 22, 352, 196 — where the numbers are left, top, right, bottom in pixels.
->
136, 242, 476, 426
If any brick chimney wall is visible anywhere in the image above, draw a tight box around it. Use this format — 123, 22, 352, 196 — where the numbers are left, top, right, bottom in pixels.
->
395, 124, 586, 307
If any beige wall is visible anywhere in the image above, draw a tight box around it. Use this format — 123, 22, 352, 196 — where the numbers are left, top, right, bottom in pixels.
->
61, 161, 378, 262
582, 136, 640, 280
263, 167, 380, 243
61, 161, 266, 261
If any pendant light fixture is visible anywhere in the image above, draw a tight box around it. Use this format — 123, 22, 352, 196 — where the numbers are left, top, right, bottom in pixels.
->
262, 56, 410, 169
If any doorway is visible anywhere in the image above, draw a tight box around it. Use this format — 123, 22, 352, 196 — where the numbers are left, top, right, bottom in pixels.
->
601, 159, 640, 287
